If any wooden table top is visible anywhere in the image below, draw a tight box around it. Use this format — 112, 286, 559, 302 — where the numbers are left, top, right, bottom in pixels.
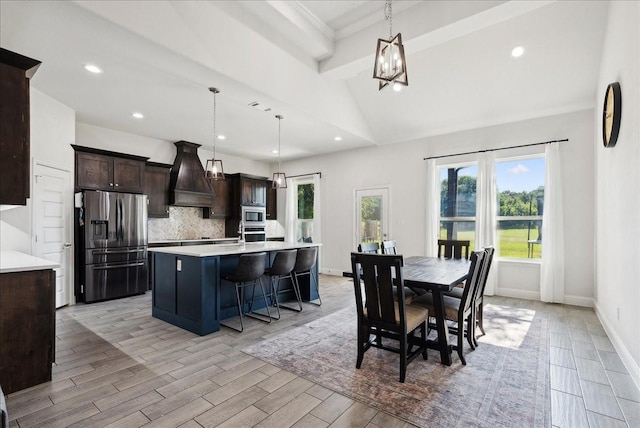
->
403, 256, 470, 290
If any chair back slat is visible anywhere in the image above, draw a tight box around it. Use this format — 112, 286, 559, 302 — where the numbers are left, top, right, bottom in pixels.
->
460, 250, 485, 313
474, 247, 495, 302
381, 240, 397, 255
437, 239, 470, 260
351, 253, 405, 327
357, 242, 380, 254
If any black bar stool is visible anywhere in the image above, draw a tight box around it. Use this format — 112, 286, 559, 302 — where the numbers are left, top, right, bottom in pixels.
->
265, 249, 298, 317
220, 252, 270, 332
293, 246, 321, 306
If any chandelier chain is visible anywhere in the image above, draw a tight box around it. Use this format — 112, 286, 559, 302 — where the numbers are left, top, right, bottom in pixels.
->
212, 89, 217, 158
277, 116, 282, 171
385, 0, 392, 39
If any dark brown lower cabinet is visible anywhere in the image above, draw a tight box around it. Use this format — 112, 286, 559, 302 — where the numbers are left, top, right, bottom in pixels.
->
0, 269, 55, 394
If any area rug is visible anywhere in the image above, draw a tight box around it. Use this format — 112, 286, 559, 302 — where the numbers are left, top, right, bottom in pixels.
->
243, 303, 550, 428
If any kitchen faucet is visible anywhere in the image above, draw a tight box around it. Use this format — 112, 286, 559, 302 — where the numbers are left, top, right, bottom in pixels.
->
237, 221, 245, 243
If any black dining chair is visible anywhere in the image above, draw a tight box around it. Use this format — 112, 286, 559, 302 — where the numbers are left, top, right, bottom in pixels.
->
437, 239, 470, 260
293, 246, 321, 306
444, 247, 495, 345
412, 250, 485, 364
219, 252, 270, 332
381, 240, 397, 255
357, 242, 380, 254
265, 249, 299, 317
351, 252, 429, 383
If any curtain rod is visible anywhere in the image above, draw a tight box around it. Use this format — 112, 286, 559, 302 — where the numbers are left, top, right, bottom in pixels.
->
422, 138, 569, 161
287, 172, 322, 179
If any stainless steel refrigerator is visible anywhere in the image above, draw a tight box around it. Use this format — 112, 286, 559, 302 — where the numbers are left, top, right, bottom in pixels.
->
81, 191, 148, 303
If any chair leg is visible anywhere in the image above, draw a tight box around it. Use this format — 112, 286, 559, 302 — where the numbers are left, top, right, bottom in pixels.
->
457, 318, 466, 365
245, 278, 272, 323
269, 276, 281, 320
356, 323, 367, 369
307, 272, 322, 306
477, 302, 485, 335
220, 282, 244, 332
277, 273, 303, 312
399, 334, 407, 383
466, 314, 476, 350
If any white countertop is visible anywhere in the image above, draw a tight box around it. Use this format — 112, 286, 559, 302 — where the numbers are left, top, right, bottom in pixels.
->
148, 241, 321, 257
0, 251, 60, 274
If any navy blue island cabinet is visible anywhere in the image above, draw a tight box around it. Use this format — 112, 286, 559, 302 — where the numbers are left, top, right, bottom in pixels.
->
150, 242, 320, 335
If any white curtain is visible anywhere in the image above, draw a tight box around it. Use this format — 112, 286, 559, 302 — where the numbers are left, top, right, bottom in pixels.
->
284, 177, 297, 243
540, 143, 565, 302
476, 151, 498, 296
425, 159, 439, 257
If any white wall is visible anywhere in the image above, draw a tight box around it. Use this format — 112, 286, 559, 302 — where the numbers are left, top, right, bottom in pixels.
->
594, 0, 640, 387
276, 110, 595, 306
75, 123, 270, 177
0, 88, 75, 252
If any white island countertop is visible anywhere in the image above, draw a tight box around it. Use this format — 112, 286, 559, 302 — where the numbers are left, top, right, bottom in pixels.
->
148, 241, 321, 258
0, 251, 60, 274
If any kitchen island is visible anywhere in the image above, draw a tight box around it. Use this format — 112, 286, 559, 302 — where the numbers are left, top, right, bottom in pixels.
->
149, 241, 321, 335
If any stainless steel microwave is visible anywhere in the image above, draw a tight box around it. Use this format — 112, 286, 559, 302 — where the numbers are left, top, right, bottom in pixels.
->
241, 206, 266, 227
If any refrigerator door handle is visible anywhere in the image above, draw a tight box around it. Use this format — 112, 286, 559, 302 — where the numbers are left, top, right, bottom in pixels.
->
92, 248, 144, 255
94, 262, 145, 270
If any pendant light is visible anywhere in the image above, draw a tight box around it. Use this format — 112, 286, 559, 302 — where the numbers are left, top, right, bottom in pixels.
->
272, 114, 287, 189
372, 0, 408, 91
205, 87, 224, 181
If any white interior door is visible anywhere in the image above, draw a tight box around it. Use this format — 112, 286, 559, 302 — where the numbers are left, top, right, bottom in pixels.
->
33, 162, 72, 308
355, 187, 390, 248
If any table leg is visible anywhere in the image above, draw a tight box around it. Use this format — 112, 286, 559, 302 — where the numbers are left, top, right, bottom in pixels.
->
431, 288, 452, 366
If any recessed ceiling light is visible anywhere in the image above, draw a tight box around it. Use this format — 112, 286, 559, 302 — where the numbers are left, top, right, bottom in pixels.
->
83, 64, 103, 74
272, 149, 279, 154
511, 46, 525, 58
132, 112, 144, 119
217, 135, 226, 140
334, 136, 342, 141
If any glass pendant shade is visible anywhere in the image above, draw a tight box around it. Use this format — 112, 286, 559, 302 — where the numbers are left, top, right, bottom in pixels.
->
272, 172, 287, 189
272, 114, 287, 189
205, 158, 224, 180
373, 33, 408, 90
205, 87, 225, 182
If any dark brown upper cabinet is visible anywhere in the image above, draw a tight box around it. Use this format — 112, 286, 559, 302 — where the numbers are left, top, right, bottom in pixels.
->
145, 162, 171, 218
240, 176, 266, 207
0, 48, 41, 205
203, 177, 230, 219
73, 145, 148, 193
266, 181, 277, 220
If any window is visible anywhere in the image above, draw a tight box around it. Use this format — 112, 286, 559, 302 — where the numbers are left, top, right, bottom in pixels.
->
296, 182, 314, 243
496, 157, 545, 259
439, 164, 477, 249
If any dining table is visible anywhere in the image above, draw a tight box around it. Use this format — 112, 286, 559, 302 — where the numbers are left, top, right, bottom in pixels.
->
403, 256, 471, 366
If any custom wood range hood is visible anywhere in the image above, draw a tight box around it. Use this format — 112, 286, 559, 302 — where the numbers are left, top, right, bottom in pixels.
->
169, 140, 214, 208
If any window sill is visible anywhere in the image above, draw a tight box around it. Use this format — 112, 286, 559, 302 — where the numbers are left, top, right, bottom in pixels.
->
497, 258, 541, 266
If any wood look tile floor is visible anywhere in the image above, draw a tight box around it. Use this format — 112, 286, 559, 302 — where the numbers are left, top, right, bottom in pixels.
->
5, 275, 639, 427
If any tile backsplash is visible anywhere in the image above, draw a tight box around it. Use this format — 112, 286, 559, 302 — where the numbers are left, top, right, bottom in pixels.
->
148, 207, 224, 241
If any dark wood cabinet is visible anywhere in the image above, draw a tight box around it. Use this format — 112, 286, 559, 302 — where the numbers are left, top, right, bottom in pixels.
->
145, 162, 171, 218
266, 181, 277, 219
203, 178, 230, 219
0, 269, 55, 394
73, 145, 148, 193
240, 176, 266, 207
0, 49, 41, 205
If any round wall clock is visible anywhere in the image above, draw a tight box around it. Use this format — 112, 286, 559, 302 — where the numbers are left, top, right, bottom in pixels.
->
602, 82, 621, 148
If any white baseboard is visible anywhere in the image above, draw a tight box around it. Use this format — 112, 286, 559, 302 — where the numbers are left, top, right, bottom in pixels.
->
495, 288, 594, 308
320, 268, 344, 276
495, 287, 540, 301
563, 294, 594, 308
594, 301, 640, 392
